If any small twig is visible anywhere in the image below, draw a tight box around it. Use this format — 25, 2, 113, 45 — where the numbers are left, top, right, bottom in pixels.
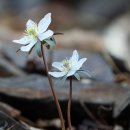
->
80, 100, 99, 124
0, 101, 20, 118
7, 124, 15, 130
79, 101, 113, 130
101, 51, 121, 74
98, 105, 112, 112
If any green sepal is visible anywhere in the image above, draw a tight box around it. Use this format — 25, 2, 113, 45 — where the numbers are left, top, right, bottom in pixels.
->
74, 73, 80, 80
61, 76, 67, 84
44, 37, 56, 49
78, 70, 91, 78
35, 41, 42, 57
54, 76, 67, 86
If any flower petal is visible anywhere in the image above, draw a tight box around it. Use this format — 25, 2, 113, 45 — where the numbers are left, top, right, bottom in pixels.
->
13, 37, 31, 45
67, 69, 77, 77
70, 50, 79, 63
38, 13, 51, 33
49, 71, 67, 78
26, 19, 37, 29
20, 39, 37, 52
52, 62, 63, 71
74, 58, 87, 70
38, 30, 54, 41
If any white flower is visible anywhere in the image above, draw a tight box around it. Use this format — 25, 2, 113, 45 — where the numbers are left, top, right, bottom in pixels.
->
49, 50, 87, 80
13, 13, 55, 53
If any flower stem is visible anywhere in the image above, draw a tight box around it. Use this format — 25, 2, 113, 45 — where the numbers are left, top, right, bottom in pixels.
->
41, 45, 65, 130
67, 76, 73, 130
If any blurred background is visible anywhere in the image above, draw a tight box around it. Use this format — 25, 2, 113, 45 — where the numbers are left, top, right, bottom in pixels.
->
0, 0, 130, 130
1, 0, 130, 75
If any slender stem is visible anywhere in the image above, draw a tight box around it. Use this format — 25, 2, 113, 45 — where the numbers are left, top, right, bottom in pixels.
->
67, 76, 73, 130
41, 45, 65, 130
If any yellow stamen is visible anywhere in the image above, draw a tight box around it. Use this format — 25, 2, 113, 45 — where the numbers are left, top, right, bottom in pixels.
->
62, 59, 73, 72
26, 25, 38, 38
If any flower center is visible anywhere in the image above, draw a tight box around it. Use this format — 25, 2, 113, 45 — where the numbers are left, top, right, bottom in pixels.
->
26, 25, 38, 38
62, 59, 73, 72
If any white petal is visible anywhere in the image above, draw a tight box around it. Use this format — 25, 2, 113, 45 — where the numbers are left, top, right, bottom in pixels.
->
13, 37, 31, 45
70, 50, 79, 63
38, 13, 51, 33
26, 19, 37, 29
74, 58, 87, 70
52, 62, 63, 71
20, 39, 37, 52
67, 69, 77, 77
38, 30, 54, 41
49, 71, 67, 78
